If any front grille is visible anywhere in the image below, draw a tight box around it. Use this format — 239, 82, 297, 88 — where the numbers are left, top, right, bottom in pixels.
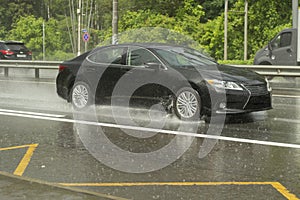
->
243, 84, 269, 96
244, 94, 272, 110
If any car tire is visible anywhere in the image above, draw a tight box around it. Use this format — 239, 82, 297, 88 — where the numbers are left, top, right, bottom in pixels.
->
71, 81, 93, 110
174, 87, 201, 121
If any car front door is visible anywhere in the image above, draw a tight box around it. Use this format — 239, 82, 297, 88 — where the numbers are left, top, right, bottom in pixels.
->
270, 31, 296, 65
115, 46, 171, 107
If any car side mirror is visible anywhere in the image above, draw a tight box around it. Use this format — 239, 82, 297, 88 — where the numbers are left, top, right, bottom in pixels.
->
145, 62, 161, 71
268, 43, 272, 51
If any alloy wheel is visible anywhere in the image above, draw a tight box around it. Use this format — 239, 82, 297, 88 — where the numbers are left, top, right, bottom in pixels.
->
175, 89, 200, 120
72, 83, 90, 109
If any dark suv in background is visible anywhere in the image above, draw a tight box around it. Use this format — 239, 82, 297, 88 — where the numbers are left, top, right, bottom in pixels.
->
0, 41, 32, 60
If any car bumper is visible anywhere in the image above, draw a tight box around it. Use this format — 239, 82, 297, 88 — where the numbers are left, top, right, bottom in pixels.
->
205, 85, 272, 115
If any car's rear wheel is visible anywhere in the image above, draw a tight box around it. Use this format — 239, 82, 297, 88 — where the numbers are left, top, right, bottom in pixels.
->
71, 82, 92, 110
174, 87, 201, 121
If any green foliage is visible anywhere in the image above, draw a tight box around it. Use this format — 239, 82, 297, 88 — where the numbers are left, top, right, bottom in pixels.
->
115, 27, 201, 50
8, 15, 74, 60
119, 10, 176, 31
197, 0, 292, 60
35, 50, 75, 61
218, 59, 254, 65
117, 1, 206, 49
0, 0, 295, 61
9, 16, 44, 52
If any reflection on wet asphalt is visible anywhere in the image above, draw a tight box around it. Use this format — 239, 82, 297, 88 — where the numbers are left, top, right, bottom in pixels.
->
0, 77, 299, 199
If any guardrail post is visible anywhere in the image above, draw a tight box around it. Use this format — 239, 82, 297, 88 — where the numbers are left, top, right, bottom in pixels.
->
35, 68, 40, 78
4, 67, 8, 77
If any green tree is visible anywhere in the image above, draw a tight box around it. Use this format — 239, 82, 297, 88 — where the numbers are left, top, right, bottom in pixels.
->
9, 15, 73, 60
198, 0, 292, 60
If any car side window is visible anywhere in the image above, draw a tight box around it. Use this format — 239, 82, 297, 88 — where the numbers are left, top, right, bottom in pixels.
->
272, 32, 292, 49
87, 47, 126, 65
127, 47, 160, 66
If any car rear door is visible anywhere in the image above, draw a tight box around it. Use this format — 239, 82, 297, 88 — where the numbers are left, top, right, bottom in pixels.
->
83, 46, 127, 102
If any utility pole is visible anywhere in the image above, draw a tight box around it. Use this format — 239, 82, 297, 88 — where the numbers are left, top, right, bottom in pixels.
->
244, 0, 248, 61
77, 0, 82, 56
292, 0, 298, 28
294, 0, 300, 63
224, 0, 228, 60
43, 21, 45, 60
224, 0, 248, 61
112, 0, 118, 44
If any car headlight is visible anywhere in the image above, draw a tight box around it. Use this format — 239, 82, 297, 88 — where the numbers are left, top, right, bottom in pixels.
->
206, 79, 244, 91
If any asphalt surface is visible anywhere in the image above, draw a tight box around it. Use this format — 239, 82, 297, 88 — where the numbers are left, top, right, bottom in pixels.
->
0, 73, 300, 200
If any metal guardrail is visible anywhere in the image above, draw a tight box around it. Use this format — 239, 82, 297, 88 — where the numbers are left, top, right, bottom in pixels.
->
233, 65, 300, 77
0, 60, 300, 78
0, 60, 62, 78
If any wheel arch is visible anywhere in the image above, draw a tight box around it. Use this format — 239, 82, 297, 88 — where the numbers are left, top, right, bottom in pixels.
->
258, 61, 272, 65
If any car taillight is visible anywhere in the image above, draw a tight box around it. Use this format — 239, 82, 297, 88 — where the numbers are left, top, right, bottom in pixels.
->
0, 50, 14, 55
27, 51, 32, 55
59, 65, 67, 72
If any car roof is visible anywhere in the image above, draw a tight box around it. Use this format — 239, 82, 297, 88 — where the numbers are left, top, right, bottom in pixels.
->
0, 40, 25, 44
96, 43, 190, 50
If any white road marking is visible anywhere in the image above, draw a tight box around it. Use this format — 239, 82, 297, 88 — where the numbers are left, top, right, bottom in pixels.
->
274, 118, 300, 124
0, 109, 300, 149
0, 108, 65, 118
0, 79, 55, 85
273, 94, 300, 98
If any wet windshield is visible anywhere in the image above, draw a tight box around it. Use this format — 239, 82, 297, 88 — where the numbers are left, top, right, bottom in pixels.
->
155, 47, 217, 67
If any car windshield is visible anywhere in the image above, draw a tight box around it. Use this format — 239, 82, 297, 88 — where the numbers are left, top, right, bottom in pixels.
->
154, 47, 217, 68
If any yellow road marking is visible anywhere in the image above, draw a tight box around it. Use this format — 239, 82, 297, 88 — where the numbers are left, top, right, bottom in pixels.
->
271, 182, 299, 200
0, 144, 38, 176
1, 144, 298, 199
60, 181, 299, 200
0, 171, 129, 200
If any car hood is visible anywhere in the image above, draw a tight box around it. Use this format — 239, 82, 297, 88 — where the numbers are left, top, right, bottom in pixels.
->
178, 64, 265, 85
253, 46, 269, 64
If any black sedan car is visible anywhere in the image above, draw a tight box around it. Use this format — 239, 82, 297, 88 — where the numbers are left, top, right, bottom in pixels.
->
56, 43, 272, 120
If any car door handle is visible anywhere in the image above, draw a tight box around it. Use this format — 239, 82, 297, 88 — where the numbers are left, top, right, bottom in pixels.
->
120, 67, 132, 74
86, 66, 96, 72
122, 71, 133, 75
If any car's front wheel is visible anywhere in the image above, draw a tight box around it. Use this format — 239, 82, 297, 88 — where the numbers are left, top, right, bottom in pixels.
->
71, 82, 92, 110
174, 87, 201, 121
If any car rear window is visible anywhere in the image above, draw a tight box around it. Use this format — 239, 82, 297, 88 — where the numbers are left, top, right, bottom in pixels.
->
5, 43, 28, 51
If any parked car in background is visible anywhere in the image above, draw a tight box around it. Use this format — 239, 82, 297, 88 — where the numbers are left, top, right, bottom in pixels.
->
0, 41, 32, 60
56, 43, 272, 121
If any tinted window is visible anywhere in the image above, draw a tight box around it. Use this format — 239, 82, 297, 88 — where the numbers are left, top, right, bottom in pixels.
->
5, 43, 28, 51
280, 32, 292, 47
88, 47, 126, 64
272, 32, 292, 49
155, 47, 216, 67
127, 47, 160, 66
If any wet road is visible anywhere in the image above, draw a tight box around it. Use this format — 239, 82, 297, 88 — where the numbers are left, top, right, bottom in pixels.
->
0, 76, 300, 199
